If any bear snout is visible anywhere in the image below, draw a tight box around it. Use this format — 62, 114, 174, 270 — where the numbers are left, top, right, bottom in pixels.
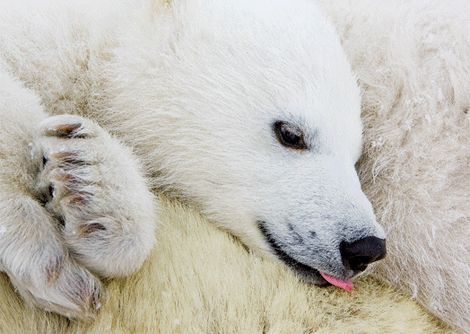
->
340, 236, 386, 272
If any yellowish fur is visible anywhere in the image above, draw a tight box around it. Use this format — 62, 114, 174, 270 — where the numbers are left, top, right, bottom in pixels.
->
0, 199, 452, 333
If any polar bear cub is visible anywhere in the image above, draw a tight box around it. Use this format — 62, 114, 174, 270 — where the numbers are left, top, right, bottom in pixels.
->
0, 0, 385, 318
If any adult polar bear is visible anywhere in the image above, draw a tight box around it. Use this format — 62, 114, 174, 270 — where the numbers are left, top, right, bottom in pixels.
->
0, 0, 467, 331
319, 1, 470, 332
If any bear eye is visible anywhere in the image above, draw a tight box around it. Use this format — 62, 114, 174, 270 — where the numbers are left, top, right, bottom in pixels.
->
273, 121, 308, 150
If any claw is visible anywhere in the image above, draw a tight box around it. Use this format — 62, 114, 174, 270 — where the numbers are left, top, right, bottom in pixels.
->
44, 123, 83, 138
74, 274, 102, 317
79, 222, 106, 236
45, 255, 64, 285
67, 194, 88, 206
50, 151, 80, 163
50, 151, 90, 168
53, 170, 81, 185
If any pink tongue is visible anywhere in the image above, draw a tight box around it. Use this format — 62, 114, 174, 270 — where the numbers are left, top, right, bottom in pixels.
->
320, 272, 354, 292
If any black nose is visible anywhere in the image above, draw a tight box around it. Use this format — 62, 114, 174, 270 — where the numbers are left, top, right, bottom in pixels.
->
340, 236, 386, 272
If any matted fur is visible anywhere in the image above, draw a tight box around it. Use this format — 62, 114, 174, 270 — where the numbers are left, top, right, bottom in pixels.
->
0, 200, 451, 334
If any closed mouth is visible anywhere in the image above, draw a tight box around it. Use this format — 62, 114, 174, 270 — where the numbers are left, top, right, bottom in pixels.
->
257, 221, 329, 285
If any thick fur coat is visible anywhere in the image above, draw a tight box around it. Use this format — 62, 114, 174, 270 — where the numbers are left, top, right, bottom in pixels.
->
0, 200, 451, 333
319, 1, 470, 331
0, 0, 468, 332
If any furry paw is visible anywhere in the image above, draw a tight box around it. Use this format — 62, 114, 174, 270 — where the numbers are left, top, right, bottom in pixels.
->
33, 115, 157, 277
12, 253, 103, 320
0, 195, 102, 320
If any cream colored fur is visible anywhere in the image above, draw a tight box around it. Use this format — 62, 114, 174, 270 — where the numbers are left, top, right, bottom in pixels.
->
318, 1, 470, 332
0, 0, 468, 332
0, 200, 453, 333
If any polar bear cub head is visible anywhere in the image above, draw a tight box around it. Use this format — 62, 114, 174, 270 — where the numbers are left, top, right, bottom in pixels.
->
116, 0, 386, 286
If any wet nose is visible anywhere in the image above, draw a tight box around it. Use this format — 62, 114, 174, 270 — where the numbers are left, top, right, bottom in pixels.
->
340, 236, 386, 272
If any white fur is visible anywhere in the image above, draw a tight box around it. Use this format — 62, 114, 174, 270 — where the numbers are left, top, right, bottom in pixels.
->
0, 0, 466, 332
0, 0, 383, 318
0, 60, 157, 318
319, 1, 470, 332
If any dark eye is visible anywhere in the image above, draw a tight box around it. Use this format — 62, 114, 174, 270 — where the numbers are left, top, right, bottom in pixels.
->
273, 121, 308, 150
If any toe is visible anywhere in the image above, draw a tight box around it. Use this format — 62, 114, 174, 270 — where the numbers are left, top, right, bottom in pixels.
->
15, 259, 103, 320
38, 115, 100, 139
